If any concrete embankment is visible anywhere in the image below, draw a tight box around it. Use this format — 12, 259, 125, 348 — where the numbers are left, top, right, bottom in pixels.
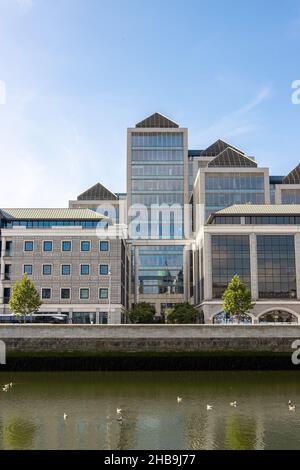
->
1, 324, 300, 370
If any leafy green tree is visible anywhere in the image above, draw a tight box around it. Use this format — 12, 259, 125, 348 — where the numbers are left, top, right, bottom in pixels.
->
166, 303, 198, 324
222, 275, 253, 322
128, 302, 155, 324
9, 274, 42, 321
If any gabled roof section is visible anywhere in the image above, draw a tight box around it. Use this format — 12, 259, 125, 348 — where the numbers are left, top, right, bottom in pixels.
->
208, 147, 257, 168
0, 208, 106, 220
214, 204, 300, 216
201, 139, 245, 157
77, 183, 118, 201
135, 112, 179, 128
283, 164, 300, 184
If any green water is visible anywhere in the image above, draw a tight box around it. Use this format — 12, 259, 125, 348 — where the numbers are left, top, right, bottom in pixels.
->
0, 371, 300, 450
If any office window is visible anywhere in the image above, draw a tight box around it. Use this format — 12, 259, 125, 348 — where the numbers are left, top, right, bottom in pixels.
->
100, 264, 109, 275
43, 241, 53, 252
24, 265, 33, 275
80, 264, 90, 275
99, 288, 108, 299
61, 265, 71, 275
81, 241, 90, 252
42, 265, 52, 275
24, 241, 33, 251
212, 235, 251, 299
100, 241, 109, 251
62, 241, 72, 252
42, 288, 51, 300
257, 235, 296, 299
80, 288, 89, 300
61, 288, 71, 299
3, 288, 11, 303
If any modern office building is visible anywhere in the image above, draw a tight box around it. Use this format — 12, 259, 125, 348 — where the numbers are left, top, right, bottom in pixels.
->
127, 113, 190, 315
0, 208, 129, 323
0, 112, 300, 323
195, 204, 300, 324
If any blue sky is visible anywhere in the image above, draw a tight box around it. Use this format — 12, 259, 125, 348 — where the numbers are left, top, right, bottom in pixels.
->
0, 0, 300, 207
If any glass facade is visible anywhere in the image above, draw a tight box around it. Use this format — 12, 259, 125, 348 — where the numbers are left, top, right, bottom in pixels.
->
1, 220, 100, 228
257, 235, 296, 299
131, 131, 185, 239
212, 235, 251, 299
205, 173, 265, 219
135, 245, 184, 295
281, 189, 300, 203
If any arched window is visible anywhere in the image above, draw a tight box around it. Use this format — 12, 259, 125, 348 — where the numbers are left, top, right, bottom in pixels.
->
259, 311, 298, 324
213, 312, 252, 324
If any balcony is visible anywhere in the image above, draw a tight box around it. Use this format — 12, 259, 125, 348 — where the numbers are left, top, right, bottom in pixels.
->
4, 250, 12, 257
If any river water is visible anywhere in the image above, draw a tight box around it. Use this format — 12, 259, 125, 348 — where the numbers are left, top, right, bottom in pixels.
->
0, 371, 300, 450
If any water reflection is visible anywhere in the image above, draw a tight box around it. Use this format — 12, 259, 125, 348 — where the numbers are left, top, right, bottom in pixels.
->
0, 371, 299, 450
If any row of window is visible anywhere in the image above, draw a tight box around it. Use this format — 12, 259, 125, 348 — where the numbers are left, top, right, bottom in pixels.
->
23, 240, 109, 252
3, 287, 109, 302
41, 288, 109, 300
23, 264, 109, 276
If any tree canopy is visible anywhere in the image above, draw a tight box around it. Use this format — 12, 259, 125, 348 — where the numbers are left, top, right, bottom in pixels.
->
222, 275, 253, 321
128, 302, 156, 324
165, 303, 198, 324
9, 274, 42, 318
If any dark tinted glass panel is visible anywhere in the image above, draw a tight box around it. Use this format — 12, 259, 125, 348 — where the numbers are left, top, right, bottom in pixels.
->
257, 235, 296, 299
212, 235, 250, 299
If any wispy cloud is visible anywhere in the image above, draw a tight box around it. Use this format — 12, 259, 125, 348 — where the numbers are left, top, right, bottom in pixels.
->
195, 86, 272, 145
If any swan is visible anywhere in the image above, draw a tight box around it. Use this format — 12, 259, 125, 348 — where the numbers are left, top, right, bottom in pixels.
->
288, 401, 296, 411
117, 408, 122, 414
206, 405, 213, 410
230, 401, 237, 407
177, 397, 182, 403
63, 413, 68, 420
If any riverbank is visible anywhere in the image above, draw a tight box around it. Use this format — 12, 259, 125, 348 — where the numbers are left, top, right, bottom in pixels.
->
1, 324, 300, 370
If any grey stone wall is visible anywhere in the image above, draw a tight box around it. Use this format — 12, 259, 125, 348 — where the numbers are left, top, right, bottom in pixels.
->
1, 324, 300, 354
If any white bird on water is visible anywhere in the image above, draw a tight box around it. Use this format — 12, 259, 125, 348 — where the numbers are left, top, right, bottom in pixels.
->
177, 397, 182, 403
230, 401, 237, 407
63, 413, 68, 420
117, 408, 122, 414
288, 400, 296, 412
206, 405, 213, 411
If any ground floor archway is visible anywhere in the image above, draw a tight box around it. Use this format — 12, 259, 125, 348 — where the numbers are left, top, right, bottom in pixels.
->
258, 310, 298, 324
212, 311, 253, 324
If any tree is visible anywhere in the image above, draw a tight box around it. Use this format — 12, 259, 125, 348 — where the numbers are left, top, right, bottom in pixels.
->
222, 275, 253, 322
128, 302, 155, 324
166, 303, 198, 324
9, 274, 42, 321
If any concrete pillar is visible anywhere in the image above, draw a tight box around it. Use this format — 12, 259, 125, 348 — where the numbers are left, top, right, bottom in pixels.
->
95, 309, 100, 325
183, 245, 189, 303
108, 306, 122, 324
250, 233, 258, 301
294, 233, 300, 300
68, 309, 73, 324
264, 171, 271, 204
0, 236, 5, 281
204, 233, 212, 300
